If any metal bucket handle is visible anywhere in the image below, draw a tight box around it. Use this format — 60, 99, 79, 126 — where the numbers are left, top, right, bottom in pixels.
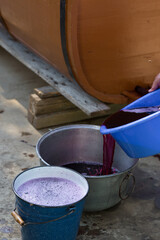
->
119, 172, 135, 200
11, 206, 75, 226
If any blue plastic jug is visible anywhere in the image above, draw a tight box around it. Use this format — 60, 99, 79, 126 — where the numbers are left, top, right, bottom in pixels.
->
100, 89, 160, 158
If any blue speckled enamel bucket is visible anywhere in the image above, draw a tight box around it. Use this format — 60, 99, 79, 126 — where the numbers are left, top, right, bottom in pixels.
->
12, 166, 89, 240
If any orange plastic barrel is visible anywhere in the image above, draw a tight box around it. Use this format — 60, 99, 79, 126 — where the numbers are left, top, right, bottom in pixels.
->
0, 0, 160, 103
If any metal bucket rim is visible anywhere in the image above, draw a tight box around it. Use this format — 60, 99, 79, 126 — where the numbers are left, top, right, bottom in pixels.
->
36, 124, 139, 179
36, 124, 100, 164
12, 165, 89, 208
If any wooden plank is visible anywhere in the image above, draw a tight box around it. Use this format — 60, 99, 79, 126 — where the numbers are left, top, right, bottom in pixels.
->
28, 85, 125, 129
34, 86, 61, 99
28, 101, 125, 130
28, 103, 125, 129
28, 108, 96, 129
0, 23, 110, 116
29, 93, 76, 116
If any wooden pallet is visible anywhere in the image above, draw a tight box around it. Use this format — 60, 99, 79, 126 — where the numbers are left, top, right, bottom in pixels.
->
28, 86, 126, 129
0, 22, 110, 116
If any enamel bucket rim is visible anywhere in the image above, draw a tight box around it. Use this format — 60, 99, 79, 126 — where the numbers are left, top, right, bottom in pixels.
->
12, 165, 89, 208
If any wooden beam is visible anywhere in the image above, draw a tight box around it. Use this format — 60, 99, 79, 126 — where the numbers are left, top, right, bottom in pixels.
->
0, 23, 110, 116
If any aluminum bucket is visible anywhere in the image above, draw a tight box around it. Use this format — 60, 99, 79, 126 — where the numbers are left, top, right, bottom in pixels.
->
36, 125, 139, 212
12, 166, 89, 240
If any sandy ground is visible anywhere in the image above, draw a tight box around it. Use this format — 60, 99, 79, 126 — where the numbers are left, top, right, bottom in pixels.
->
0, 47, 160, 240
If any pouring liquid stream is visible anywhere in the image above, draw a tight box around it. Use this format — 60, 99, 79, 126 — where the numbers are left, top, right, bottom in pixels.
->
63, 106, 160, 176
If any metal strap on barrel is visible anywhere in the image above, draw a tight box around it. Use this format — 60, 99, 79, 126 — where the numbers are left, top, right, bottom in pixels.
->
60, 0, 75, 79
11, 207, 75, 226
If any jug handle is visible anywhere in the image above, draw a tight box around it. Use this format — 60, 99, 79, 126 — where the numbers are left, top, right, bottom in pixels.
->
119, 172, 135, 200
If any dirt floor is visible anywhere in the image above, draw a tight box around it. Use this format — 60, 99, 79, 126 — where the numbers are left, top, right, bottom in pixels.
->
0, 47, 160, 240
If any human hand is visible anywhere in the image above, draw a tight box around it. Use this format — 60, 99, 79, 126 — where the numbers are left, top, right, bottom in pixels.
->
148, 73, 160, 92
